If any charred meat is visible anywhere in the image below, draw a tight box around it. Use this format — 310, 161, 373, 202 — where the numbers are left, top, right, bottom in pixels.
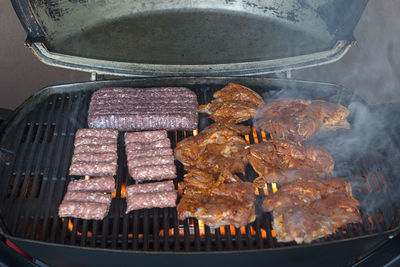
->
248, 140, 334, 187
177, 170, 256, 228
264, 177, 361, 244
174, 123, 249, 175
199, 83, 263, 124
254, 99, 350, 141
262, 178, 352, 212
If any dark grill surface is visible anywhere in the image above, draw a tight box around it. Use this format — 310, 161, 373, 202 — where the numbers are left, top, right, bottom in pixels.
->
0, 79, 399, 254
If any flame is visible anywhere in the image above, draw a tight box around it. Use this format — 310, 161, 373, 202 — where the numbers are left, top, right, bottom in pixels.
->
271, 229, 276, 238
193, 129, 198, 136
270, 134, 274, 139
219, 226, 225, 235
261, 131, 267, 142
240, 226, 246, 235
120, 184, 126, 198
252, 128, 259, 144
263, 184, 269, 195
249, 226, 256, 236
230, 225, 236, 235
271, 183, 278, 193
84, 175, 90, 180
66, 219, 92, 237
244, 134, 250, 144
198, 220, 205, 237
254, 188, 260, 196
297, 141, 302, 147
260, 229, 267, 239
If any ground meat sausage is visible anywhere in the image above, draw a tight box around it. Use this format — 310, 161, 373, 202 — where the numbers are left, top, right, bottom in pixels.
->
63, 191, 111, 205
69, 162, 117, 176
58, 201, 110, 220
129, 165, 176, 182
88, 114, 197, 131
125, 131, 168, 144
125, 139, 171, 152
127, 156, 174, 169
75, 129, 118, 139
74, 137, 117, 146
125, 191, 177, 213
67, 177, 115, 193
88, 87, 198, 131
73, 143, 117, 154
71, 152, 117, 164
126, 148, 173, 160
126, 180, 175, 195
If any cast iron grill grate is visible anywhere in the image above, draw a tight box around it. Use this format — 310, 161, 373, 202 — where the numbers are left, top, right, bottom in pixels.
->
0, 84, 399, 252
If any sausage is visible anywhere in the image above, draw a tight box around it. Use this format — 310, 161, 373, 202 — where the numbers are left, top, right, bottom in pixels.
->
125, 131, 168, 144
127, 156, 174, 169
75, 129, 118, 139
128, 164, 176, 182
69, 162, 117, 176
88, 87, 198, 131
58, 200, 110, 220
73, 143, 117, 154
125, 191, 177, 213
71, 152, 117, 164
126, 180, 175, 194
126, 148, 173, 160
88, 114, 198, 131
91, 87, 197, 101
125, 139, 171, 152
90, 103, 196, 113
74, 137, 117, 146
63, 191, 111, 205
67, 177, 115, 192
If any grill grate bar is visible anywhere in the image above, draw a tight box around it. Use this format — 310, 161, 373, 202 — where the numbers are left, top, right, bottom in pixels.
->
162, 209, 169, 251
153, 209, 160, 251
132, 211, 139, 250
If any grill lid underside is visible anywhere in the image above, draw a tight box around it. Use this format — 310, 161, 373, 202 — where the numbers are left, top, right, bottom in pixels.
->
12, 0, 368, 76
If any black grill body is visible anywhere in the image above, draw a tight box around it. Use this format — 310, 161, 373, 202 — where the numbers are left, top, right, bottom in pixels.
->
0, 77, 399, 267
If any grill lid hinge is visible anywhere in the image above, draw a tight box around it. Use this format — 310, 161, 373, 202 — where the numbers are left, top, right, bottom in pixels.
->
90, 72, 105, 81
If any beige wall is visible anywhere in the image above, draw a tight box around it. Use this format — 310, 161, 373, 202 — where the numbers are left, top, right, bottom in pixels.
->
1, 0, 400, 110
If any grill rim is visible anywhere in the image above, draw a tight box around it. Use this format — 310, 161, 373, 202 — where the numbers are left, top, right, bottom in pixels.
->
0, 76, 399, 259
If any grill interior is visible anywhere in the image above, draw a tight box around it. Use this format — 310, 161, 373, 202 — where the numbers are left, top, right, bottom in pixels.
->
0, 79, 399, 253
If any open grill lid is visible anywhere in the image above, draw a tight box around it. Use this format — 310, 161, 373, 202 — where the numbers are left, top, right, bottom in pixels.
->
12, 0, 368, 77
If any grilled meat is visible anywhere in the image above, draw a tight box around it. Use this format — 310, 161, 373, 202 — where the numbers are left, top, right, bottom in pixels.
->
265, 177, 361, 244
254, 99, 350, 141
272, 192, 361, 244
177, 170, 256, 228
272, 205, 337, 244
263, 178, 352, 212
310, 193, 361, 228
248, 140, 334, 187
199, 83, 263, 124
174, 123, 249, 175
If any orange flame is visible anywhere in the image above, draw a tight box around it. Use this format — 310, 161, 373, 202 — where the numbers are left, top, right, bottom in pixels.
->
244, 134, 250, 144
297, 141, 302, 147
261, 131, 267, 142
193, 129, 198, 136
260, 229, 267, 239
263, 184, 269, 195
271, 229, 276, 238
252, 128, 259, 144
240, 226, 246, 235
84, 175, 90, 180
254, 188, 260, 196
270, 134, 274, 139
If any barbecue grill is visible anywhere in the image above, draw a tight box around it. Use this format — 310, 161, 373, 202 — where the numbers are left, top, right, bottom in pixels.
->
2, 0, 400, 266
